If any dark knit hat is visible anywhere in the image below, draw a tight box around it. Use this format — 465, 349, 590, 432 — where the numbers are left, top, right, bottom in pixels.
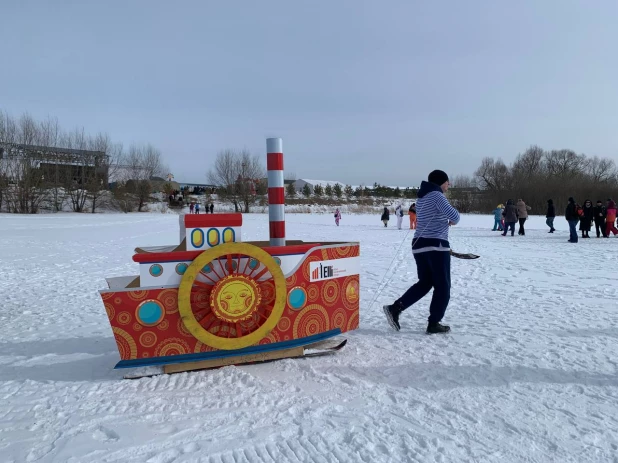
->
428, 169, 449, 186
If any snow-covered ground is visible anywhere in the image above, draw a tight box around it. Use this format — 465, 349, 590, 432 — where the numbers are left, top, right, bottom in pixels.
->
1, 211, 617, 462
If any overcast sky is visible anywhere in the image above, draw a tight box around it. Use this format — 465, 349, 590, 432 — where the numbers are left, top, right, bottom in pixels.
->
1, 1, 617, 186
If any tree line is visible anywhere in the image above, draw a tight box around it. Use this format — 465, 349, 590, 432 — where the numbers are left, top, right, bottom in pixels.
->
0, 110, 167, 213
470, 145, 618, 214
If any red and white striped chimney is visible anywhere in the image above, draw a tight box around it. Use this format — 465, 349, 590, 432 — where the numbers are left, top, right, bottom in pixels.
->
267, 137, 285, 246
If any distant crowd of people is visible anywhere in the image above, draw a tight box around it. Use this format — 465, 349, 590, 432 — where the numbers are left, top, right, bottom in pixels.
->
189, 202, 214, 214
378, 203, 417, 229
492, 198, 618, 243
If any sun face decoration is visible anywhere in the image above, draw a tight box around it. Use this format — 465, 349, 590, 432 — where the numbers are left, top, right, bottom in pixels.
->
210, 274, 261, 323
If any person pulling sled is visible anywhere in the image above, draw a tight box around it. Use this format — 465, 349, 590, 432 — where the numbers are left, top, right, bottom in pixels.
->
383, 170, 460, 334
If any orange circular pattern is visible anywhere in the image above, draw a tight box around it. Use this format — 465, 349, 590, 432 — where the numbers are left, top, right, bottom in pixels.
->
210, 274, 261, 323
286, 273, 297, 287
277, 316, 291, 332
177, 318, 193, 337
104, 303, 115, 320
112, 327, 137, 360
331, 308, 348, 331
114, 297, 122, 305
101, 292, 114, 301
347, 311, 359, 331
302, 255, 321, 281
127, 290, 148, 301
293, 304, 330, 338
157, 289, 178, 314
342, 276, 360, 311
117, 312, 131, 325
132, 323, 143, 332
155, 338, 190, 357
157, 320, 170, 331
322, 280, 339, 306
334, 245, 358, 258
139, 331, 157, 348
307, 284, 319, 302
321, 249, 329, 260
259, 331, 281, 344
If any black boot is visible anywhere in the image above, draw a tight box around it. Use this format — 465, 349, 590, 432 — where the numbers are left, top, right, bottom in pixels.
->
383, 301, 403, 331
427, 322, 451, 334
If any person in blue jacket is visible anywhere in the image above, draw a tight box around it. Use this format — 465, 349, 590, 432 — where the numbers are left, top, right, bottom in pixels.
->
492, 204, 504, 231
382, 170, 460, 334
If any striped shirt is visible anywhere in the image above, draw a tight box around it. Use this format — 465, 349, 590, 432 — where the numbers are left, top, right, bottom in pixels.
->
412, 181, 460, 254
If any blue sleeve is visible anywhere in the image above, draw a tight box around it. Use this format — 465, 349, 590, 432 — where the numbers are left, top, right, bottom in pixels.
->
436, 194, 460, 224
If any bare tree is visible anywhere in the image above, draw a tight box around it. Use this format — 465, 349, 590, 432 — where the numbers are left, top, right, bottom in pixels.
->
207, 149, 264, 213
121, 144, 165, 212
585, 156, 616, 184
86, 134, 119, 213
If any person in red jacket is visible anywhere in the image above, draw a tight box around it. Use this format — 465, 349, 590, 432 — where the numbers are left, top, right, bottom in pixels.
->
605, 199, 618, 237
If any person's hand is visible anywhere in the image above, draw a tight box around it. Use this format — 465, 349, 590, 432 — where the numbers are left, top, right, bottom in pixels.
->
449, 221, 456, 226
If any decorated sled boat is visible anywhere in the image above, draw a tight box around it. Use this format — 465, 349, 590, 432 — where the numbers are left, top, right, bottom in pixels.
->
99, 139, 360, 376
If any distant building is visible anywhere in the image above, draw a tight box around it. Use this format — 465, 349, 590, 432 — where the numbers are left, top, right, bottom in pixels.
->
0, 142, 109, 186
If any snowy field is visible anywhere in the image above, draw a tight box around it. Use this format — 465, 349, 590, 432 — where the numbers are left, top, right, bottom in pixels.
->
1, 211, 618, 463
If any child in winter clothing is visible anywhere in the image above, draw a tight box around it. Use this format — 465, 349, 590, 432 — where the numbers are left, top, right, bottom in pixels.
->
409, 203, 417, 229
395, 204, 404, 229
492, 205, 504, 231
593, 200, 607, 237
546, 199, 556, 233
334, 208, 341, 226
606, 199, 618, 237
194, 203, 200, 214
189, 203, 194, 214
380, 207, 390, 227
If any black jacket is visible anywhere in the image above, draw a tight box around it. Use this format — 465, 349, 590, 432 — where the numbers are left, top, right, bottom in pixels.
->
546, 203, 555, 218
565, 202, 579, 221
593, 205, 606, 221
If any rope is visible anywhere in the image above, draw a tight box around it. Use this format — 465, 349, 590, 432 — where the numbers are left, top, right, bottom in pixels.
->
367, 206, 440, 312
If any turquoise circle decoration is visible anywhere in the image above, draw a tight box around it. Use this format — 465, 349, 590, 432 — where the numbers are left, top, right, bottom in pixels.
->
273, 257, 282, 266
202, 264, 212, 274
175, 263, 188, 275
149, 264, 163, 277
136, 300, 164, 326
287, 287, 307, 310
248, 258, 259, 270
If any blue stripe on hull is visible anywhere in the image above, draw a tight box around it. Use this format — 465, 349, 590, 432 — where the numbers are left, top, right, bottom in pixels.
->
115, 328, 343, 369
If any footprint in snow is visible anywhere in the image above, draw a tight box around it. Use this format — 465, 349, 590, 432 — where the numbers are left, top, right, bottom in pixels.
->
92, 426, 120, 442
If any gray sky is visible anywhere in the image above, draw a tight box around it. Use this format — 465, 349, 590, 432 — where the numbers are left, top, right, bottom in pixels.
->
1, 0, 617, 186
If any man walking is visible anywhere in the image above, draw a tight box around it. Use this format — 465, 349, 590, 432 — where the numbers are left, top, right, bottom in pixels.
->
382, 170, 460, 334
565, 197, 579, 243
546, 199, 556, 233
